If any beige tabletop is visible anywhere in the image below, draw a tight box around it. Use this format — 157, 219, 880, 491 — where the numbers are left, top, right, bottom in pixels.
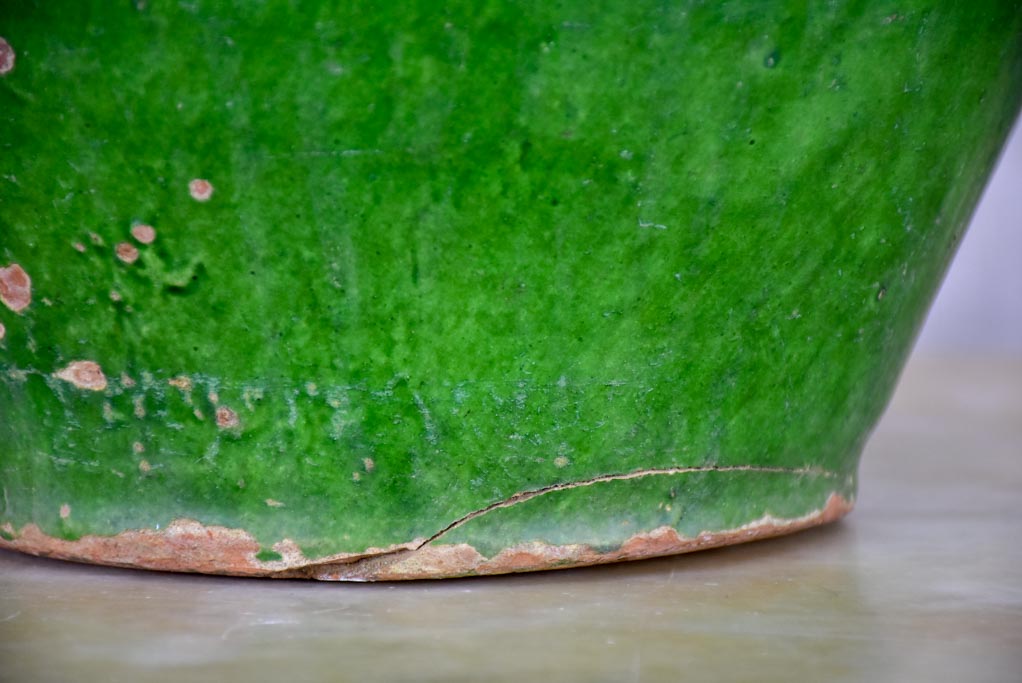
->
1, 355, 1020, 683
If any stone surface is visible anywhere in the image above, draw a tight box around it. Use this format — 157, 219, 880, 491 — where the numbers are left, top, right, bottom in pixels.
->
1, 1, 1021, 576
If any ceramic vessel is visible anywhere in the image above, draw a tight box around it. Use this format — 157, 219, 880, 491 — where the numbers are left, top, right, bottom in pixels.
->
1, 1, 1020, 579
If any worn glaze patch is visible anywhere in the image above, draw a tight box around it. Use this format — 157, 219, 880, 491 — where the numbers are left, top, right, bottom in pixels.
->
0, 494, 852, 580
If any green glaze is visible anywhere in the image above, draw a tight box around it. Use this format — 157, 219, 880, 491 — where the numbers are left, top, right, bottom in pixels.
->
1, 1, 1020, 574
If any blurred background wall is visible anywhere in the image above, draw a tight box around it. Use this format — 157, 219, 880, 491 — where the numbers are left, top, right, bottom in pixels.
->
914, 117, 1021, 354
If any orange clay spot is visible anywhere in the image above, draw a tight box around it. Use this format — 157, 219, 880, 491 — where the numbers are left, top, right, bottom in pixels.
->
0, 263, 32, 313
0, 38, 14, 76
115, 242, 139, 264
54, 360, 108, 391
215, 405, 240, 429
131, 224, 156, 244
189, 178, 214, 201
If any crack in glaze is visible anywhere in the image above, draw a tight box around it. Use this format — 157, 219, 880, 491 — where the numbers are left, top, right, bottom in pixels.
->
0, 463, 851, 580
276, 464, 844, 577
415, 464, 842, 549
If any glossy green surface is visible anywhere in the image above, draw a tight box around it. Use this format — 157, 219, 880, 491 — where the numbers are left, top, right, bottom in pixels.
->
1, 1, 1020, 565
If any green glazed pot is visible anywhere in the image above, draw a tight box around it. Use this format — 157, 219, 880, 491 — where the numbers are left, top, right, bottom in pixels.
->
1, 1, 1020, 580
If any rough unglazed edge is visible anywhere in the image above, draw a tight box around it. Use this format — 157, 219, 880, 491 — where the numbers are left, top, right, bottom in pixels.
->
0, 493, 852, 580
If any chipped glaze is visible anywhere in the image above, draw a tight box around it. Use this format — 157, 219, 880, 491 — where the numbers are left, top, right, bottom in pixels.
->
188, 178, 214, 201
54, 360, 108, 391
0, 494, 852, 580
0, 37, 14, 75
115, 242, 139, 264
215, 405, 240, 429
0, 263, 31, 313
130, 224, 156, 244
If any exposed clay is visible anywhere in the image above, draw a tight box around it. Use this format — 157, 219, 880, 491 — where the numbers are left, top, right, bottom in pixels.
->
0, 494, 852, 581
189, 178, 214, 201
130, 224, 156, 244
0, 322, 5, 341
115, 242, 140, 264
59, 504, 71, 520
54, 360, 108, 392
215, 405, 240, 429
354, 493, 854, 580
0, 263, 32, 313
72, 242, 87, 253
168, 375, 193, 392
0, 38, 14, 75
0, 520, 423, 577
